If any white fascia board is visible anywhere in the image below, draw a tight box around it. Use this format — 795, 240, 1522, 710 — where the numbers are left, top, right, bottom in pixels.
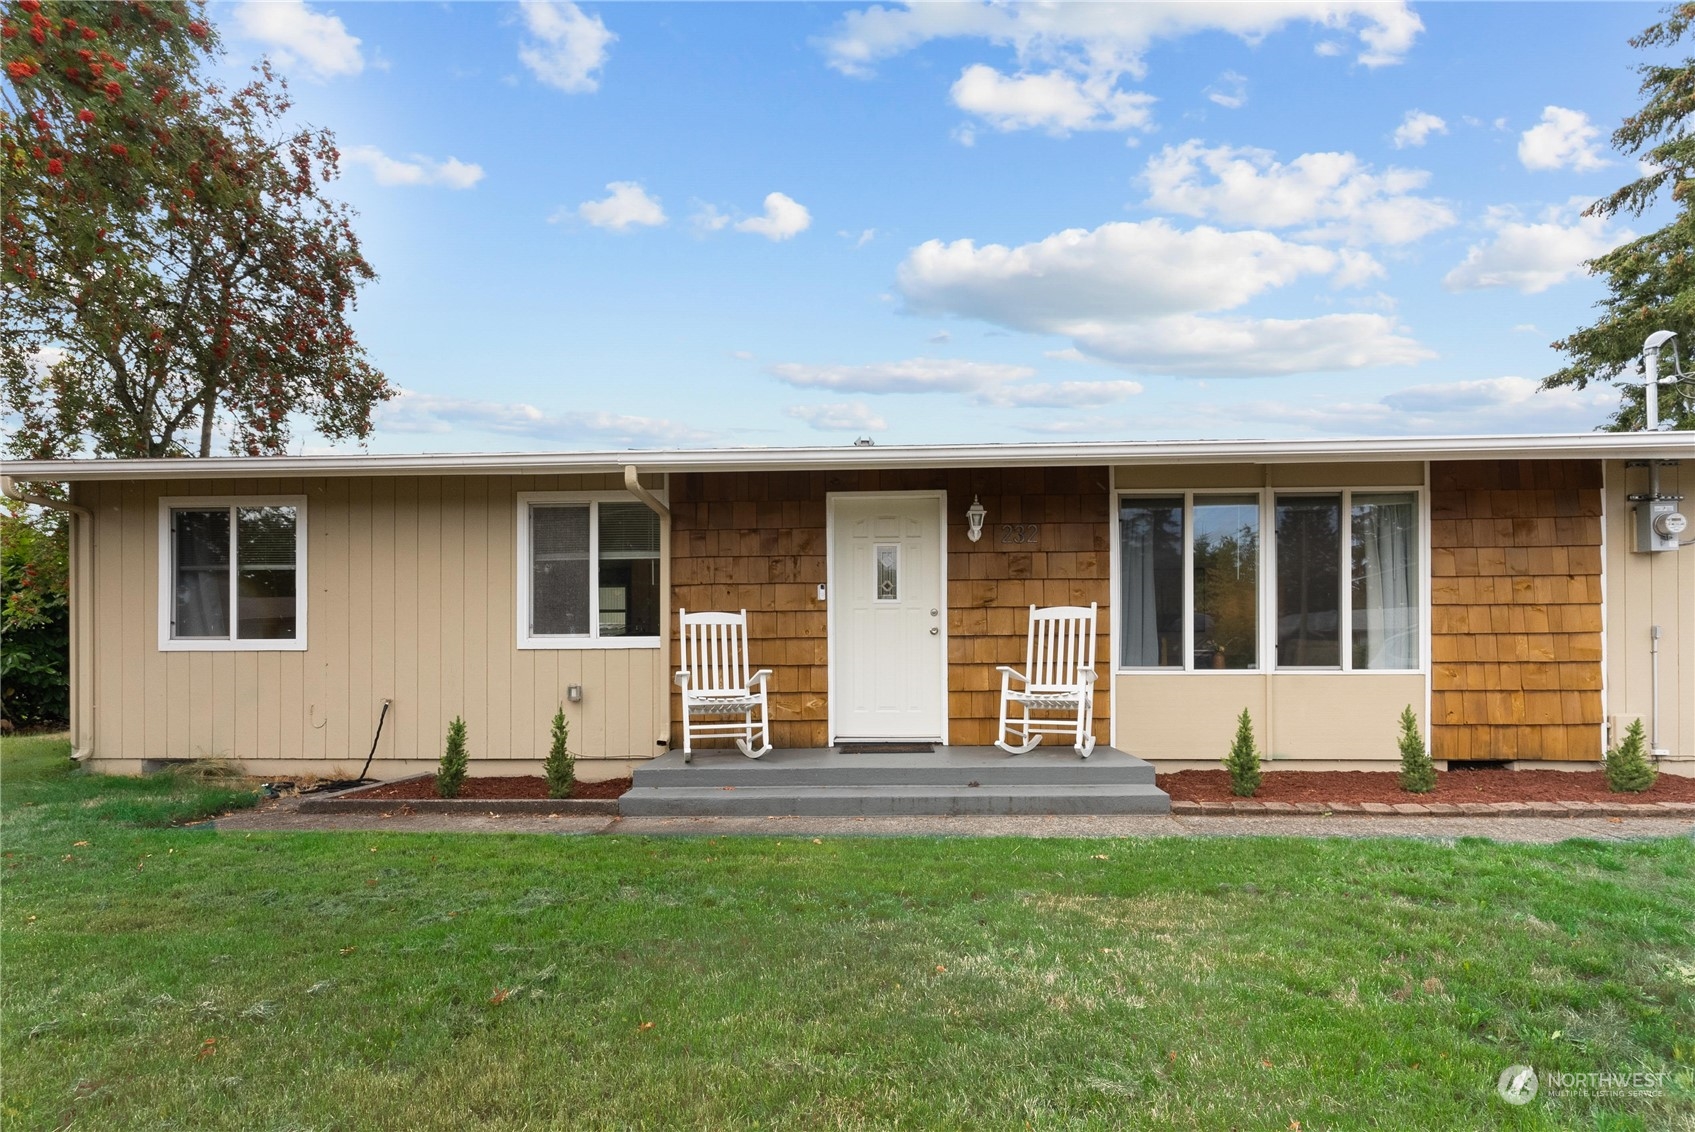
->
3, 431, 1691, 482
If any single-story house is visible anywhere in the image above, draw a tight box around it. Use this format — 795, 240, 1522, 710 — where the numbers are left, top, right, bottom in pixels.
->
4, 432, 1691, 780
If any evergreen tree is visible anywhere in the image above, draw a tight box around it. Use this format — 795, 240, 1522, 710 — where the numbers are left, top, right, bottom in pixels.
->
1224, 708, 1261, 798
436, 716, 468, 799
544, 705, 574, 799
1543, 3, 1695, 430
1605, 718, 1658, 793
1396, 706, 1436, 794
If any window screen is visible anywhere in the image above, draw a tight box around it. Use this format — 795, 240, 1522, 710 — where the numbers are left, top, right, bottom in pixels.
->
531, 505, 591, 636
1276, 496, 1342, 667
173, 509, 232, 638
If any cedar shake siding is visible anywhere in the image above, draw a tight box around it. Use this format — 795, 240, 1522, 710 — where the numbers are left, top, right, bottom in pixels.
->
668, 467, 1112, 748
1429, 459, 1604, 762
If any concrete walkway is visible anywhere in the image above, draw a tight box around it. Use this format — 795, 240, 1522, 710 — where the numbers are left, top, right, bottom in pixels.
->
213, 797, 1694, 843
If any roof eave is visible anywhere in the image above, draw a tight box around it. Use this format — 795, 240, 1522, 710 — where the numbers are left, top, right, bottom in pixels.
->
3, 431, 1691, 481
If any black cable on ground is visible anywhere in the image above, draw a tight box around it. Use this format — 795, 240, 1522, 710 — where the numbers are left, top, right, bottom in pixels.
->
357, 699, 392, 782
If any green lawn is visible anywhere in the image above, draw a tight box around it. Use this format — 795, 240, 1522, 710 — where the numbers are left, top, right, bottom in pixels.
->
2, 736, 1692, 1130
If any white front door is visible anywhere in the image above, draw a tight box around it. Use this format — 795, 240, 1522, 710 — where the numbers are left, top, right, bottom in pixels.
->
829, 493, 947, 742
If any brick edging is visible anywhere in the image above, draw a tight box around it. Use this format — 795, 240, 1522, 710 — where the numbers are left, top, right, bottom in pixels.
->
1170, 799, 1695, 818
298, 796, 620, 816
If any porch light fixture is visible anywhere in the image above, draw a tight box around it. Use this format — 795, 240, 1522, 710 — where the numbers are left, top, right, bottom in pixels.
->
966, 496, 987, 543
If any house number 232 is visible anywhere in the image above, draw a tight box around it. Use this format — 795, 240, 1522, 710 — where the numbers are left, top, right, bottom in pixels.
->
997, 524, 1039, 544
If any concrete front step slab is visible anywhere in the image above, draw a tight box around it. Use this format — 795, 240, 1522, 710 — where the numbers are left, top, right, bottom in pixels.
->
618, 783, 1171, 817
634, 746, 1157, 789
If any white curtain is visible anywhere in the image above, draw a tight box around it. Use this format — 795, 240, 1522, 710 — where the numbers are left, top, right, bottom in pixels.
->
1354, 495, 1417, 669
1120, 509, 1159, 666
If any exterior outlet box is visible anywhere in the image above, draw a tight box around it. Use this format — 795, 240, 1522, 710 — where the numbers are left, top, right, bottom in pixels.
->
1634, 500, 1687, 552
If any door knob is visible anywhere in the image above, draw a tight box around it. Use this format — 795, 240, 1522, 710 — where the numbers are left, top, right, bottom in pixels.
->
930, 608, 938, 616
929, 627, 939, 635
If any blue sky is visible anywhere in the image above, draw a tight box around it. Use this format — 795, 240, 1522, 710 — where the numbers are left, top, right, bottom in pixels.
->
207, 1, 1674, 452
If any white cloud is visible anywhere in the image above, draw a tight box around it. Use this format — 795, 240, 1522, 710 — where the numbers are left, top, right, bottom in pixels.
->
820, 4, 1417, 138
518, 1, 615, 93
786, 402, 888, 431
979, 379, 1142, 408
343, 146, 484, 190
1205, 71, 1248, 110
896, 219, 1430, 376
950, 64, 1153, 134
1174, 376, 1620, 437
770, 355, 1142, 409
1391, 109, 1446, 149
839, 228, 878, 247
230, 0, 363, 79
820, 3, 1421, 77
772, 357, 1036, 394
689, 203, 731, 233
1518, 106, 1608, 172
1141, 141, 1456, 246
1442, 203, 1631, 294
577, 181, 666, 231
376, 390, 710, 445
735, 192, 812, 241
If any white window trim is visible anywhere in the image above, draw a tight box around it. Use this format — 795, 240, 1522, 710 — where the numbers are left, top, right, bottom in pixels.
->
1112, 486, 1427, 675
1267, 486, 1427, 674
516, 490, 665, 650
157, 495, 309, 652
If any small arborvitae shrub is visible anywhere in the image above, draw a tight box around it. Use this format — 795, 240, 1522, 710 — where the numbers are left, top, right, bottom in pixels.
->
1605, 718, 1657, 794
436, 716, 469, 799
1397, 705, 1436, 794
1223, 708, 1261, 797
545, 705, 575, 799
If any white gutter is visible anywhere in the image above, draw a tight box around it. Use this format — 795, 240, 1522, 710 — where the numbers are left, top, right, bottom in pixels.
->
3, 432, 1691, 481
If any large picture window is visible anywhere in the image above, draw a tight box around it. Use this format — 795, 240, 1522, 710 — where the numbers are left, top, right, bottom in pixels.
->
1119, 488, 1421, 672
158, 498, 307, 651
518, 494, 662, 648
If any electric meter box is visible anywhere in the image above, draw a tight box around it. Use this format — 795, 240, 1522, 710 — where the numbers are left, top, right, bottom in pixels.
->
1635, 499, 1688, 552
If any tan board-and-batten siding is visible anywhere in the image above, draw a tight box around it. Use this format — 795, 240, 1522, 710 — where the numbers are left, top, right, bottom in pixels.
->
1429, 459, 1603, 762
667, 467, 1112, 749
72, 475, 668, 778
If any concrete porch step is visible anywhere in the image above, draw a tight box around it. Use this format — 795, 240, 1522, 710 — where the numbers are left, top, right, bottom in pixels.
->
618, 782, 1172, 817
633, 746, 1157, 789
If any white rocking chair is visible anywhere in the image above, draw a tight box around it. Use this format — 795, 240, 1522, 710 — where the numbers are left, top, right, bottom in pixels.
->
674, 609, 772, 761
995, 602, 1099, 758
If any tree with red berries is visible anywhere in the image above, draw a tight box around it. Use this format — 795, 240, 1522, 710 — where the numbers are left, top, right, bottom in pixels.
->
1, 0, 390, 458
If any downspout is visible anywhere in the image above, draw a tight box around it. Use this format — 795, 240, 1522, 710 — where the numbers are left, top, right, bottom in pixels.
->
623, 466, 673, 757
1, 476, 93, 761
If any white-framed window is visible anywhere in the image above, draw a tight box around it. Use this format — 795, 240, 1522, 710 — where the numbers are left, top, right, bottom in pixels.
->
157, 496, 308, 651
1118, 492, 1261, 671
516, 491, 663, 650
1116, 488, 1423, 673
1273, 490, 1421, 671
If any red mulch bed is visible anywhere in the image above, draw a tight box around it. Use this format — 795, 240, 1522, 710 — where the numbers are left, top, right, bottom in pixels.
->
344, 775, 631, 801
1160, 768, 1695, 805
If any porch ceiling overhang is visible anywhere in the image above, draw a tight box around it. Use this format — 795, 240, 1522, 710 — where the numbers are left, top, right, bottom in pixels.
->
4, 431, 1691, 482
